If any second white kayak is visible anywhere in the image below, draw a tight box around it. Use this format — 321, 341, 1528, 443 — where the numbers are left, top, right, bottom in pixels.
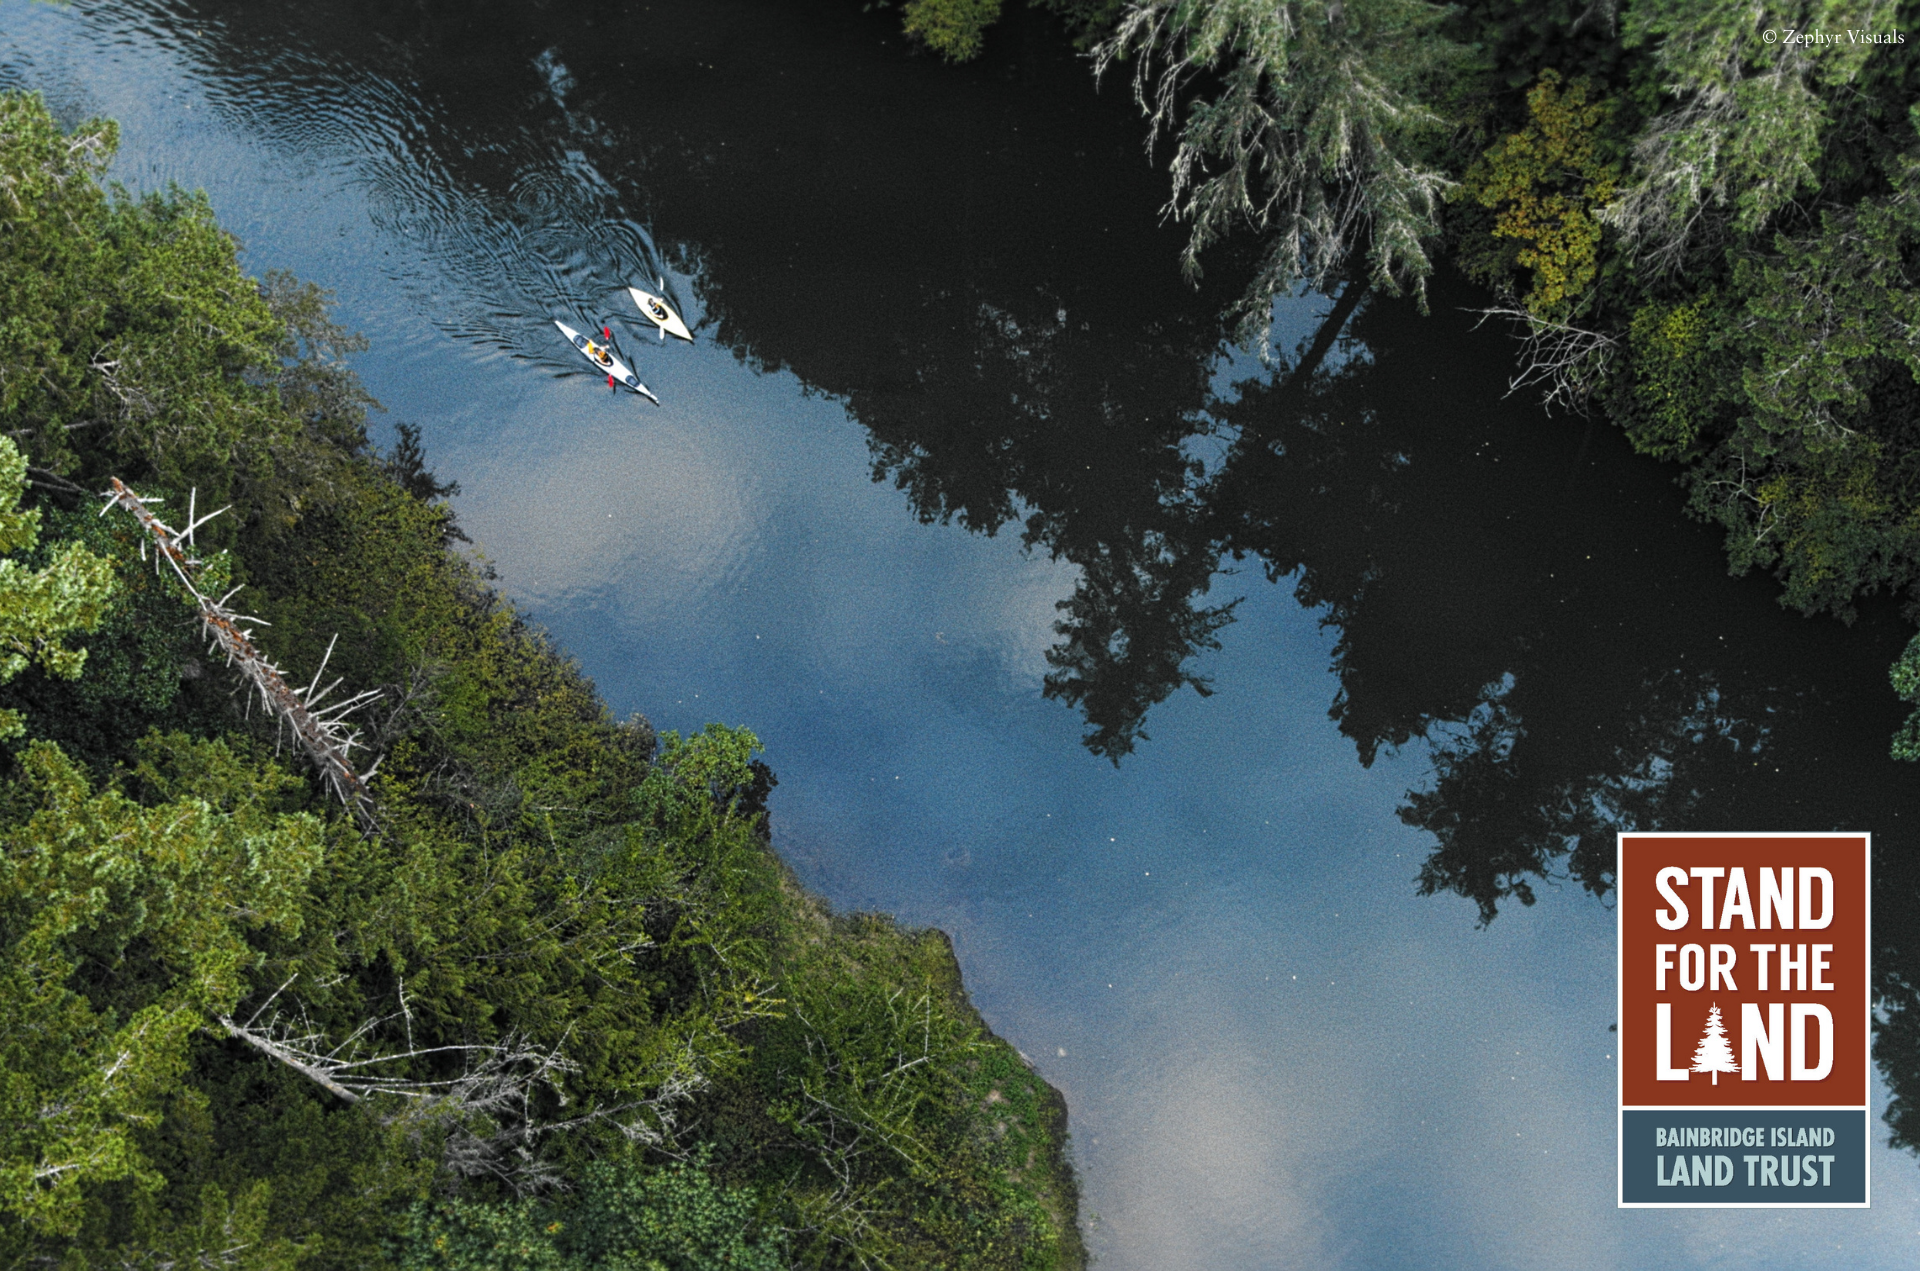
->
628, 286, 693, 342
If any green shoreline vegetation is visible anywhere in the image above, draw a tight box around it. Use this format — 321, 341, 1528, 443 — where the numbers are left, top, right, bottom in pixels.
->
900, 0, 1920, 754
0, 91, 1081, 1269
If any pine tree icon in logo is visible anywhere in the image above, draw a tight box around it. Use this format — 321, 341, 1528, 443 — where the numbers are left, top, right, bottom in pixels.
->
1690, 1002, 1740, 1085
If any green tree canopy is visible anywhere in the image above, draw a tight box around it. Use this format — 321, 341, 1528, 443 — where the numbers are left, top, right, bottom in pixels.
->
0, 435, 114, 738
1094, 0, 1471, 350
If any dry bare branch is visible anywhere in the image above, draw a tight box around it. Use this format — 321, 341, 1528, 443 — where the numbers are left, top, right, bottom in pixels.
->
109, 1240, 255, 1271
99, 479, 381, 820
218, 978, 712, 1194
1471, 306, 1619, 414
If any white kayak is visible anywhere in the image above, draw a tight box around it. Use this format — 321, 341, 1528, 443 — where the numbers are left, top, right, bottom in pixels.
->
628, 285, 693, 342
554, 320, 658, 403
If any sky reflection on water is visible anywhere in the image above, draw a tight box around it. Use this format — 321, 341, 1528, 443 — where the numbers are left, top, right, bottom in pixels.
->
7, 1, 1920, 1264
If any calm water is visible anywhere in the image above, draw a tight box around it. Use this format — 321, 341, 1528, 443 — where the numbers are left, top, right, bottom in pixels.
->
8, 1, 1920, 1264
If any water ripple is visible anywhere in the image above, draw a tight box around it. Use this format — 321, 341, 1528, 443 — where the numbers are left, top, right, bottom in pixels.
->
64, 0, 696, 380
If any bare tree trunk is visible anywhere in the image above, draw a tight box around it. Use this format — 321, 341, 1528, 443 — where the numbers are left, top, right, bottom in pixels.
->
100, 479, 382, 823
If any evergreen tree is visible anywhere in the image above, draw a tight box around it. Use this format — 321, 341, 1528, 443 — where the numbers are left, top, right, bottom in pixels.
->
1607, 0, 1891, 273
1093, 0, 1471, 352
1690, 1002, 1740, 1085
0, 436, 114, 739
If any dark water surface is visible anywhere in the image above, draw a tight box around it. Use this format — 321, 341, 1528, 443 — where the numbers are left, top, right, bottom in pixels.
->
8, 1, 1920, 1264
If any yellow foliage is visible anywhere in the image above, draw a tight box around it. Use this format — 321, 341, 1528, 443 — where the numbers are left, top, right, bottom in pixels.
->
1466, 71, 1620, 316
1754, 441, 1892, 601
1626, 294, 1720, 460
902, 0, 1003, 62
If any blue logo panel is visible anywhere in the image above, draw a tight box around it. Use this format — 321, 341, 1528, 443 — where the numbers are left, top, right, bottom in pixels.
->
1621, 1110, 1866, 1204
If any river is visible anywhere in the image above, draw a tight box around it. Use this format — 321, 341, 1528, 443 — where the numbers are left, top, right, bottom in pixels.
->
6, 0, 1920, 1264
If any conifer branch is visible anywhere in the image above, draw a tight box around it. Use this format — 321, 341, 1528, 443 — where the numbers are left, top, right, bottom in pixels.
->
99, 478, 381, 822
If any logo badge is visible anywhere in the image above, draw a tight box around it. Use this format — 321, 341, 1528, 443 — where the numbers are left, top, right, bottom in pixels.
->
1618, 833, 1870, 1207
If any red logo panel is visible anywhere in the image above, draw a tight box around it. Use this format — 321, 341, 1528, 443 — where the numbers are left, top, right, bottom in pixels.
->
1618, 834, 1869, 1109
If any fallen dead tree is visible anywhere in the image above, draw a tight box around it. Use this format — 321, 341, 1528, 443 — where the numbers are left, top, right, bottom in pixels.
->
220, 976, 703, 1194
99, 479, 380, 822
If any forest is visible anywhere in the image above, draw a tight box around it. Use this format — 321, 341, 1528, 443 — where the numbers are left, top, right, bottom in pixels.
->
0, 90, 1081, 1269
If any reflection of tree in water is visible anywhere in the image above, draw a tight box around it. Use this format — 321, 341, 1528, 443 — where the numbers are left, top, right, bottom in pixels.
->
974, 273, 1884, 909
1405, 669, 1755, 926
882, 264, 1920, 1152
1879, 846, 1920, 1156
864, 295, 1240, 760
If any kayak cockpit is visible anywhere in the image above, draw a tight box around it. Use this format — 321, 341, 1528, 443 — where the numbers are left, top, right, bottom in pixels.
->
552, 318, 659, 404
627, 286, 693, 342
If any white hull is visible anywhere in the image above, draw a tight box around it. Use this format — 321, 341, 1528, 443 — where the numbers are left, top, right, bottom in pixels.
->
628, 286, 693, 342
554, 320, 659, 403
